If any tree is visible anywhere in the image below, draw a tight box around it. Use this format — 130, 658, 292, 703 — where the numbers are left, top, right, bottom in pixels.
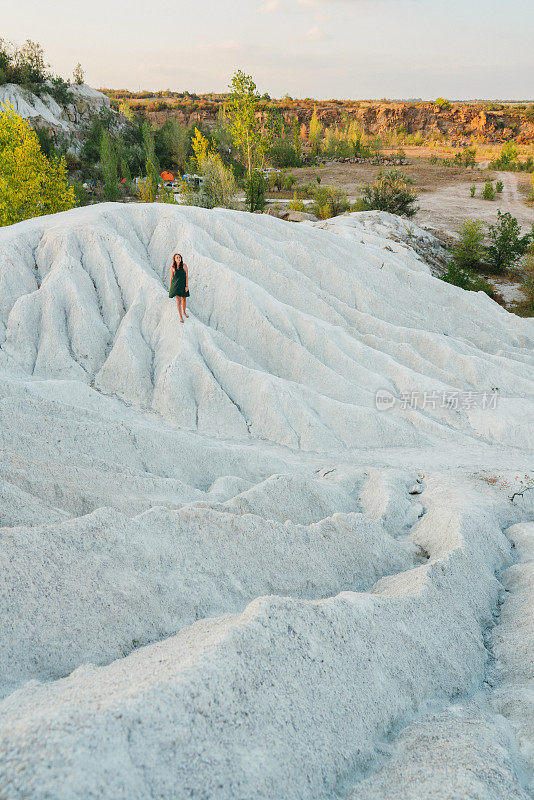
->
14, 40, 48, 87
244, 169, 266, 213
73, 62, 84, 85
292, 118, 301, 163
486, 210, 531, 273
100, 130, 119, 201
141, 121, 159, 201
309, 105, 322, 156
227, 70, 266, 185
0, 103, 75, 226
119, 101, 133, 121
452, 219, 485, 271
183, 128, 237, 209
360, 170, 418, 218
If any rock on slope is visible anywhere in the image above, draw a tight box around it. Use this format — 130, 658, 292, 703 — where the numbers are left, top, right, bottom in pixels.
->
0, 204, 533, 800
0, 82, 110, 144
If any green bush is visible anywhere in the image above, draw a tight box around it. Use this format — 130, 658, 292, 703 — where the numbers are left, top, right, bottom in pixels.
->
470, 184, 476, 197
283, 174, 297, 191
486, 210, 532, 273
482, 181, 495, 200
360, 169, 418, 218
312, 185, 349, 219
441, 261, 494, 296
269, 141, 299, 168
452, 219, 486, 271
288, 192, 305, 212
495, 180, 504, 193
245, 169, 266, 212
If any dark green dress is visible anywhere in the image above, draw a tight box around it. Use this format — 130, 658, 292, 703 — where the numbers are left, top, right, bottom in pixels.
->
169, 267, 189, 298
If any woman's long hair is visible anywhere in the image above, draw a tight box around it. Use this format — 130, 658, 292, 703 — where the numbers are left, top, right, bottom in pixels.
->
172, 253, 184, 270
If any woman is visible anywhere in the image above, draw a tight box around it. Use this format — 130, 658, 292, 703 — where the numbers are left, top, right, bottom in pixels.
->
168, 254, 189, 323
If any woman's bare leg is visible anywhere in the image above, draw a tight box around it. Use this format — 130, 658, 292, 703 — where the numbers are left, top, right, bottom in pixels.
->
177, 297, 184, 322
183, 296, 188, 318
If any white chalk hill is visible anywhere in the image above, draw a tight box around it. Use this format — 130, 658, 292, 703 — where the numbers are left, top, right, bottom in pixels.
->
1, 204, 533, 450
1, 204, 534, 800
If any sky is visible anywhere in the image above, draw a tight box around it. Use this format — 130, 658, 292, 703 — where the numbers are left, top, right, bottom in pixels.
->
3, 0, 534, 100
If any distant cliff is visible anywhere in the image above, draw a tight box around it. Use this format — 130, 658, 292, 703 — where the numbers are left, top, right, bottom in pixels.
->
111, 93, 534, 144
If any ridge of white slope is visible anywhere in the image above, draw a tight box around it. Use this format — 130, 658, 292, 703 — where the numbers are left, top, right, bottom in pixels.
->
0, 204, 533, 452
0, 477, 525, 800
491, 522, 534, 795
1, 204, 534, 800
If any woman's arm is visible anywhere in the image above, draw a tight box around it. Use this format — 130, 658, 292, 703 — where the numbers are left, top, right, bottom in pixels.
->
184, 264, 189, 290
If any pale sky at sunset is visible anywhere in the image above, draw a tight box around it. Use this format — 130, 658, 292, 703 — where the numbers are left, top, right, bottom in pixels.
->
3, 0, 533, 99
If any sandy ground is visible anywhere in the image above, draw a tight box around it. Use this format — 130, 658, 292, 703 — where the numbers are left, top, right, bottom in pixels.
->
416, 171, 533, 239
289, 161, 533, 239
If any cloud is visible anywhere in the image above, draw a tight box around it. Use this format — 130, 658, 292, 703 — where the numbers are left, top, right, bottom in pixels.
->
256, 0, 281, 12
301, 25, 328, 41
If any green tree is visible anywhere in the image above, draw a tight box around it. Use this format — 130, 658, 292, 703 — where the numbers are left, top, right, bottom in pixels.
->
0, 103, 75, 226
141, 121, 159, 200
227, 70, 266, 186
73, 62, 84, 85
486, 210, 532, 273
100, 130, 119, 201
452, 219, 485, 271
14, 40, 48, 87
183, 128, 237, 209
245, 170, 266, 212
309, 105, 322, 156
361, 169, 418, 218
119, 101, 134, 121
292, 118, 301, 162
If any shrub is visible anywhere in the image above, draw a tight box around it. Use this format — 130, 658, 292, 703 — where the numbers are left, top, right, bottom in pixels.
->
269, 141, 299, 168
137, 175, 156, 203
284, 174, 296, 191
311, 185, 349, 219
435, 98, 451, 110
441, 261, 494, 296
70, 180, 89, 207
47, 76, 73, 106
486, 210, 532, 273
470, 184, 476, 197
429, 155, 438, 165
495, 180, 504, 193
0, 103, 75, 225
523, 245, 534, 313
288, 192, 305, 212
360, 169, 418, 218
452, 219, 486, 271
482, 181, 495, 200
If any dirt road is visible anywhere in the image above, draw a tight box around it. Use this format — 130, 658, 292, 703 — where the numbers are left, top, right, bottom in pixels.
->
413, 170, 533, 238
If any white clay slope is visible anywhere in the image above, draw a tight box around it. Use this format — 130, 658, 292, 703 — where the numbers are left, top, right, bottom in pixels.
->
0, 204, 533, 451
1, 203, 534, 800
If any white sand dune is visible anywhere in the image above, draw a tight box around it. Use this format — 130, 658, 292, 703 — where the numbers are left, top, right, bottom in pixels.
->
0, 204, 533, 799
